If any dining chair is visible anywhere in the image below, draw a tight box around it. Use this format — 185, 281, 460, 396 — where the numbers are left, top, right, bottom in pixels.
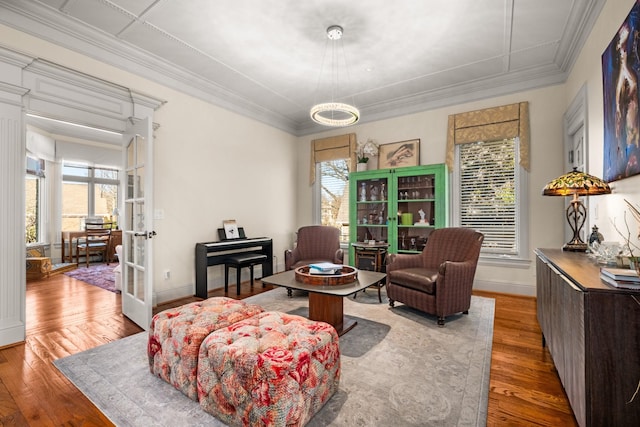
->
76, 222, 112, 267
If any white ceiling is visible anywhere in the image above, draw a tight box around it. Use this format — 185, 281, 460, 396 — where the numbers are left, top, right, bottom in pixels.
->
1, 0, 606, 136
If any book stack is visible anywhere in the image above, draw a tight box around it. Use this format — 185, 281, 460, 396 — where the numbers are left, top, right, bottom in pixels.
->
308, 262, 343, 275
600, 267, 640, 289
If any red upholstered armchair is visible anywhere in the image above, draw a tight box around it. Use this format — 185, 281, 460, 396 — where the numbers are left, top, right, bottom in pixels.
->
284, 225, 344, 296
386, 227, 484, 326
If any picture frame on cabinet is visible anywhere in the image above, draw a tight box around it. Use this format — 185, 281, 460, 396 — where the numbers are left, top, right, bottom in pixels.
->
378, 139, 420, 169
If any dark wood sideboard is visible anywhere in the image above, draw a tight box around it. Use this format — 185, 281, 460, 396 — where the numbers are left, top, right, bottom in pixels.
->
535, 249, 640, 427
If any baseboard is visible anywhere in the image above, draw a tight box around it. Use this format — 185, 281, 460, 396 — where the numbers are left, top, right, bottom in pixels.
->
153, 283, 197, 306
154, 275, 536, 305
0, 321, 26, 348
473, 278, 536, 297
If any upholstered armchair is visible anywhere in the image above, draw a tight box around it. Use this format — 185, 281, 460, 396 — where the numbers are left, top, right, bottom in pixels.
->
386, 227, 484, 326
284, 225, 344, 296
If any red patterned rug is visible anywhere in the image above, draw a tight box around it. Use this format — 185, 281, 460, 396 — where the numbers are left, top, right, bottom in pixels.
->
64, 263, 119, 293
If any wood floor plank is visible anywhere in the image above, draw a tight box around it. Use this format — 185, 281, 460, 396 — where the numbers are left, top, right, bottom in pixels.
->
0, 272, 579, 426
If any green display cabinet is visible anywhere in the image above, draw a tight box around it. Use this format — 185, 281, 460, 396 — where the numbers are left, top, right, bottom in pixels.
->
348, 164, 448, 264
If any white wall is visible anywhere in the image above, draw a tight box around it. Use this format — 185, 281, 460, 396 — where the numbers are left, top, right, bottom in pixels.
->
0, 24, 298, 304
565, 0, 640, 254
151, 96, 298, 302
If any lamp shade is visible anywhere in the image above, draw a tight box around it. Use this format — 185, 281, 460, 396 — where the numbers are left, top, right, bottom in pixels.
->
542, 168, 611, 196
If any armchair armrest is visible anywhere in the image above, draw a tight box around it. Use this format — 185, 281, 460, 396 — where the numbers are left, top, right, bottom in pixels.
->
434, 260, 478, 312
284, 249, 296, 271
437, 260, 478, 281
335, 248, 344, 264
386, 253, 424, 273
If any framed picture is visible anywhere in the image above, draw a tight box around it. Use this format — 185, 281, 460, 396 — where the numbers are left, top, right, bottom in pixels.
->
378, 139, 420, 169
222, 219, 239, 239
602, 1, 640, 182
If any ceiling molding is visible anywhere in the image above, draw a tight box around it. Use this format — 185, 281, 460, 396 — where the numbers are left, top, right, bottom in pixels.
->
0, 0, 608, 137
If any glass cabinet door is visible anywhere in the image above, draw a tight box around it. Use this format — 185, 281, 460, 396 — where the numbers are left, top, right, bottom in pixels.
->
394, 169, 440, 253
353, 176, 389, 244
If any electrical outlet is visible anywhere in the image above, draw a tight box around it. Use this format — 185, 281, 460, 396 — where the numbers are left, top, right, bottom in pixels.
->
163, 270, 170, 280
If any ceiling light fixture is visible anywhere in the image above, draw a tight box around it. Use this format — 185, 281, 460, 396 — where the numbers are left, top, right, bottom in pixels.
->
310, 25, 360, 127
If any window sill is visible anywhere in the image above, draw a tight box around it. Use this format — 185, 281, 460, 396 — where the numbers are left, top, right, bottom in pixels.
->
478, 254, 531, 269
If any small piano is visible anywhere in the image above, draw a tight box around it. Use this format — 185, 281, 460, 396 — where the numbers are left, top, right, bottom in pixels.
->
195, 228, 273, 299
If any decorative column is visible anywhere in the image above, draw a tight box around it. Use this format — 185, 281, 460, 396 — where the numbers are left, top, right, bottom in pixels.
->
0, 48, 31, 347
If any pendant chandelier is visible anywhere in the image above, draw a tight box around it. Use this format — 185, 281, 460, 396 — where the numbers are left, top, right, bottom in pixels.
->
310, 25, 360, 127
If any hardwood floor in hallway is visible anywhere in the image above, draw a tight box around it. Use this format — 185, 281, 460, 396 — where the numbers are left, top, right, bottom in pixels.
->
0, 273, 577, 426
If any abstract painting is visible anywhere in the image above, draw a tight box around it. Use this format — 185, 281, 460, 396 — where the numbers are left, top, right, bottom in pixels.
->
602, 0, 640, 182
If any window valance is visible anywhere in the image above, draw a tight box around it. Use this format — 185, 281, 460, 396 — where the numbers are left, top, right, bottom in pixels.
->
309, 133, 357, 184
446, 102, 530, 171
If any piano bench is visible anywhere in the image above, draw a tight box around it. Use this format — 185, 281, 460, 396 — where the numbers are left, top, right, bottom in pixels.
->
224, 254, 268, 295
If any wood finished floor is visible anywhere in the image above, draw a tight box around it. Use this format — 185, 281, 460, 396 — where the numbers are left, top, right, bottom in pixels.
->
0, 272, 577, 426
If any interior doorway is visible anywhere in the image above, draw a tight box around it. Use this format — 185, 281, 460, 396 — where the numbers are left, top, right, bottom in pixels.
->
1, 52, 164, 347
25, 121, 125, 331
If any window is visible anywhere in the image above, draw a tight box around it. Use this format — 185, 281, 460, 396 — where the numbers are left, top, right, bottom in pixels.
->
62, 163, 119, 231
454, 138, 527, 259
25, 156, 45, 243
317, 159, 350, 242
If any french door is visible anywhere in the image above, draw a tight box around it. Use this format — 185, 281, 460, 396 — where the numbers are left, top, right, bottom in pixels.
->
121, 117, 155, 329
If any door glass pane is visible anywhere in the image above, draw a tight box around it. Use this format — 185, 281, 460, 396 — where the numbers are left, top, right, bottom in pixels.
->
137, 136, 146, 166
396, 174, 434, 253
135, 234, 145, 266
355, 177, 388, 243
136, 166, 145, 198
126, 264, 134, 294
126, 232, 134, 264
125, 202, 134, 236
62, 181, 88, 231
127, 172, 135, 199
127, 137, 135, 165
136, 268, 145, 300
135, 202, 145, 233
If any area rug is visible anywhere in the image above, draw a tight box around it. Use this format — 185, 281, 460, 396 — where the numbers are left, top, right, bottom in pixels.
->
64, 263, 119, 293
54, 288, 494, 426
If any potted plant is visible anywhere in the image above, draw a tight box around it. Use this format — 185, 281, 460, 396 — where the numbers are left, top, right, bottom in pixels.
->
356, 139, 378, 171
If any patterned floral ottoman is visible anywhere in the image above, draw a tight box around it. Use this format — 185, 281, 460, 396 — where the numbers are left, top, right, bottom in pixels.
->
197, 311, 340, 427
147, 297, 264, 400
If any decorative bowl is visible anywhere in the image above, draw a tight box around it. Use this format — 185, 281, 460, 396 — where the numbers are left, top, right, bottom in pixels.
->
294, 265, 358, 286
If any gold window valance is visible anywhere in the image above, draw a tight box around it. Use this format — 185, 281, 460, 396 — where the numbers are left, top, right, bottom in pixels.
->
446, 102, 530, 171
309, 133, 357, 184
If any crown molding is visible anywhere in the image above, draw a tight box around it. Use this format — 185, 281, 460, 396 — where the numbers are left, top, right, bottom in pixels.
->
0, 0, 301, 134
296, 65, 568, 136
0, 0, 607, 137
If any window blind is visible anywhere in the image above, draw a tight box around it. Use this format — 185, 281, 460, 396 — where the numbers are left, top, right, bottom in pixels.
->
459, 139, 517, 255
